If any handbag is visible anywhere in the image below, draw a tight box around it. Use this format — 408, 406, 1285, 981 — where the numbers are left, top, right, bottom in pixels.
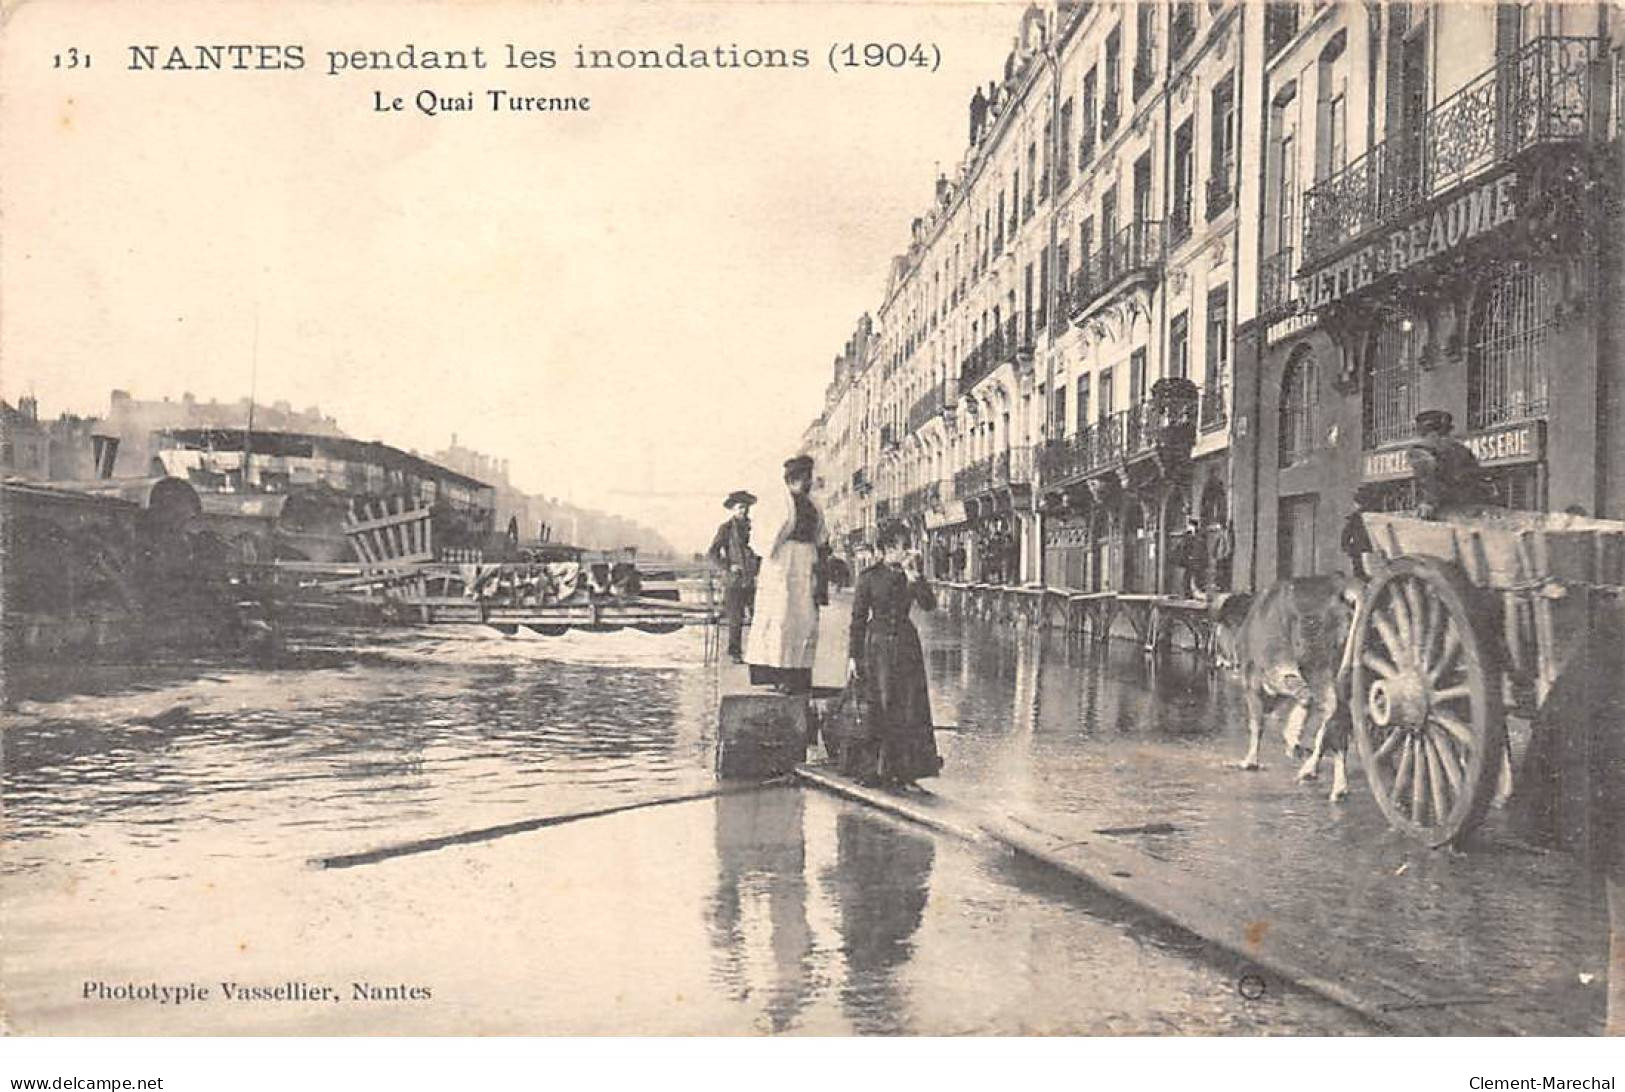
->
821, 684, 880, 780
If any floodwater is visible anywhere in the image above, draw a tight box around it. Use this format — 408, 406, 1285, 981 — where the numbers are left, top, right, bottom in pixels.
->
0, 618, 1402, 1033
918, 614, 1611, 1034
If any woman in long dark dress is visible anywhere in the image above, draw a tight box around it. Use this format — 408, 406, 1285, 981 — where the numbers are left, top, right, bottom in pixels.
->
845, 521, 943, 787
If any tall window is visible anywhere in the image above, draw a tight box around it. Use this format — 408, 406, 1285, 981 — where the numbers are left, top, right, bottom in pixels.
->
1022, 262, 1035, 343
1038, 131, 1049, 203
1172, 119, 1195, 242
1265, 1, 1300, 59
1129, 348, 1148, 403
1170, 312, 1190, 379
1081, 69, 1099, 165
1362, 315, 1423, 448
1024, 144, 1037, 219
1468, 263, 1556, 429
1057, 99, 1073, 191
1099, 367, 1115, 418
1276, 130, 1296, 254
1279, 347, 1318, 467
1208, 74, 1237, 217
1134, 3, 1155, 99
1053, 385, 1068, 437
1133, 152, 1153, 225
1100, 186, 1118, 248
1318, 36, 1350, 182
1104, 28, 1122, 131
1076, 374, 1092, 429
1203, 286, 1230, 429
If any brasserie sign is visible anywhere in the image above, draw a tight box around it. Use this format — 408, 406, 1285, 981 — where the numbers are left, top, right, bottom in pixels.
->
1362, 420, 1544, 481
1301, 171, 1520, 311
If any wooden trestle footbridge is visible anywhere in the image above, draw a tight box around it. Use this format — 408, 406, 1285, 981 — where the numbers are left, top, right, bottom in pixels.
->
943, 582, 1220, 658
248, 494, 722, 636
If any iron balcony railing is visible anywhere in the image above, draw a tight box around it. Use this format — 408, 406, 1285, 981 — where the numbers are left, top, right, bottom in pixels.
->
1038, 383, 1198, 488
899, 480, 942, 516
1301, 36, 1599, 269
953, 446, 1034, 500
960, 321, 1024, 391
1170, 202, 1193, 248
1067, 220, 1165, 320
1259, 247, 1299, 320
907, 385, 945, 434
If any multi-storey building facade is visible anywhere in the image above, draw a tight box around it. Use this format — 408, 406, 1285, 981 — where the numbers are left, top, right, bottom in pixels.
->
806, 1, 1622, 597
809, 0, 1250, 593
1233, 1, 1623, 585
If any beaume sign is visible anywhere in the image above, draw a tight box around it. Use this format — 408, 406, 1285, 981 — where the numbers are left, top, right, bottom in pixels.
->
1300, 171, 1520, 311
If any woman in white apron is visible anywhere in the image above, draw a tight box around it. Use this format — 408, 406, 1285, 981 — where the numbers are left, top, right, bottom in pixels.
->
745, 454, 827, 694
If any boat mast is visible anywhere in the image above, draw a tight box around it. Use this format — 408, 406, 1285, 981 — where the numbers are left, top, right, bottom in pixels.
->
243, 309, 258, 491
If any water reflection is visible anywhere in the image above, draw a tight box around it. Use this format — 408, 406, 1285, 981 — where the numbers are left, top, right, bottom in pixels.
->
821, 811, 935, 1034
2, 628, 719, 870
706, 789, 817, 1033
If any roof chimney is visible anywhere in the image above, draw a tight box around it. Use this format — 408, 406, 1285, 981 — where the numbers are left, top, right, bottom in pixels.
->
91, 434, 120, 479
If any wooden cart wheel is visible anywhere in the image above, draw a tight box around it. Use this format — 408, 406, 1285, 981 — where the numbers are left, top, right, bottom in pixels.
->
1350, 556, 1506, 847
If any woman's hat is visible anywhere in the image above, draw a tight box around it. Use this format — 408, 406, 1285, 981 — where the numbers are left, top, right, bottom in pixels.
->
783, 454, 814, 478
724, 490, 757, 509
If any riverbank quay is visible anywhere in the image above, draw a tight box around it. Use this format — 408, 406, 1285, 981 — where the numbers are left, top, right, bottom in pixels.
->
788, 593, 1610, 1035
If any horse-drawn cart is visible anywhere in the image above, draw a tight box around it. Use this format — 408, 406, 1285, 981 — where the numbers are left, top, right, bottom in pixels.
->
1345, 508, 1625, 847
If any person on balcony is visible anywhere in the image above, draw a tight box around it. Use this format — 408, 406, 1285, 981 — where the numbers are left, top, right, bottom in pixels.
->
746, 456, 828, 694
707, 490, 758, 662
845, 519, 944, 788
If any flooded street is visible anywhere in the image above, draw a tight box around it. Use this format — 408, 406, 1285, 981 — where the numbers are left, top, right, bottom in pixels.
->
4, 607, 1600, 1033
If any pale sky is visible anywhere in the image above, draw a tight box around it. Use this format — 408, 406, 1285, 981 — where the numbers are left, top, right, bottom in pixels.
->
0, 0, 1021, 551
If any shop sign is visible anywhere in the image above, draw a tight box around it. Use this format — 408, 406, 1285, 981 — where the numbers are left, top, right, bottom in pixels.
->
926, 500, 967, 529
1301, 171, 1519, 312
1361, 421, 1544, 481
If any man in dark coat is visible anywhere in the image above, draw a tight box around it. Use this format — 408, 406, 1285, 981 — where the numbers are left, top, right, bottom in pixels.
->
707, 490, 758, 661
1408, 409, 1489, 518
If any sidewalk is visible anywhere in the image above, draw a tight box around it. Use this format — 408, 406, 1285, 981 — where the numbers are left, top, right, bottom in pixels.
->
797, 599, 1612, 1035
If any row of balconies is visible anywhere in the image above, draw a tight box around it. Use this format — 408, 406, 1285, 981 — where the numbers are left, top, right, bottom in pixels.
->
1037, 380, 1200, 490
959, 319, 1034, 392
871, 31, 1609, 415
952, 445, 1036, 500
1301, 36, 1598, 271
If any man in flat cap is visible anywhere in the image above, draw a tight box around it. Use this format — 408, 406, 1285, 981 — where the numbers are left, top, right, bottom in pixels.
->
1408, 409, 1489, 518
745, 455, 829, 693
708, 490, 758, 662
